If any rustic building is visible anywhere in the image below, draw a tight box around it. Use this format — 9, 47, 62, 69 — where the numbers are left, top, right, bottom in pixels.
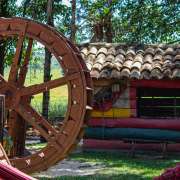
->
80, 43, 180, 152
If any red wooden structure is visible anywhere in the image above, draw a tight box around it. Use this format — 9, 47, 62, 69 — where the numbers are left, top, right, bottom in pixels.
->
80, 43, 180, 152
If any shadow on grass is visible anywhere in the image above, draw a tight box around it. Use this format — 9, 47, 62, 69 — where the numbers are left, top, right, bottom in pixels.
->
70, 151, 180, 171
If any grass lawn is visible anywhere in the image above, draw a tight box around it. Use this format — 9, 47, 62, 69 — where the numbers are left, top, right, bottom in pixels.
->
38, 151, 180, 180
5, 67, 68, 118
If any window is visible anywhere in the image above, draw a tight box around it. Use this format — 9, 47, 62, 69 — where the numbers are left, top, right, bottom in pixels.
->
137, 88, 180, 118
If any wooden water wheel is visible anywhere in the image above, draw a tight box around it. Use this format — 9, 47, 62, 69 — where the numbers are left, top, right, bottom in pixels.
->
0, 17, 93, 173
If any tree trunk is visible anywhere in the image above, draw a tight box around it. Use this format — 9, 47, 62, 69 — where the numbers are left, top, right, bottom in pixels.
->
91, 22, 104, 42
42, 0, 54, 130
41, 0, 54, 142
42, 48, 51, 119
0, 0, 8, 75
104, 14, 113, 43
0, 40, 5, 75
104, 0, 113, 43
70, 0, 76, 42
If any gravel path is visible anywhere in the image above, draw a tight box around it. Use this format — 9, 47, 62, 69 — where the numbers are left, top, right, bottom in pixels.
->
33, 159, 105, 178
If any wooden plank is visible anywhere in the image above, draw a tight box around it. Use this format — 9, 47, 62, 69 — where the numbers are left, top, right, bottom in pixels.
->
0, 95, 5, 144
130, 109, 137, 117
139, 98, 180, 107
0, 162, 36, 180
138, 88, 180, 96
91, 108, 131, 118
139, 107, 179, 118
85, 127, 180, 142
129, 87, 137, 117
83, 139, 180, 152
131, 80, 180, 89
130, 99, 136, 109
87, 118, 180, 131
92, 78, 117, 87
129, 87, 137, 98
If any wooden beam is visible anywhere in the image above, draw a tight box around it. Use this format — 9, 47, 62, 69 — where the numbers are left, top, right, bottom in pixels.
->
85, 127, 180, 141
91, 108, 131, 118
129, 87, 137, 117
131, 80, 180, 88
92, 78, 125, 87
83, 139, 180, 152
0, 95, 5, 144
87, 118, 180, 131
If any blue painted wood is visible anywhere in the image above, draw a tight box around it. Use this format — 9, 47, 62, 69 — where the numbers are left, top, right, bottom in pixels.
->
85, 127, 180, 142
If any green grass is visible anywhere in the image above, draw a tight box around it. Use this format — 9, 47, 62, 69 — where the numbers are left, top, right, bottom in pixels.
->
38, 151, 180, 180
29, 69, 68, 118
26, 143, 46, 150
5, 67, 68, 118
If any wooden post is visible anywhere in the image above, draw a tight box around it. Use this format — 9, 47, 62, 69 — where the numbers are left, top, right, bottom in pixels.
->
9, 111, 27, 157
0, 95, 5, 144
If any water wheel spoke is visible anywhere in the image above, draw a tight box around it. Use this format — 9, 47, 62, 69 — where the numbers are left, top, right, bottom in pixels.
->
8, 36, 24, 82
20, 72, 80, 96
17, 104, 57, 140
18, 38, 33, 86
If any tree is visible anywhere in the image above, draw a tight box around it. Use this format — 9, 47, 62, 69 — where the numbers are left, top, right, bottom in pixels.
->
0, 0, 18, 75
78, 0, 118, 43
77, 0, 179, 44
112, 0, 180, 43
0, 1, 7, 75
70, 0, 76, 42
42, 0, 54, 122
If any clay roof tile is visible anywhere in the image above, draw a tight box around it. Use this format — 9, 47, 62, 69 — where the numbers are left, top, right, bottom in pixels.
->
80, 43, 179, 80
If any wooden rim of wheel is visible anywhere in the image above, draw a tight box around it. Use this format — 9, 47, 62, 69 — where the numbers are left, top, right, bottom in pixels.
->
0, 17, 93, 173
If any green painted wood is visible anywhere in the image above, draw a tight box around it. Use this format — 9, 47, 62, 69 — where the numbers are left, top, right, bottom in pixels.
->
85, 127, 180, 142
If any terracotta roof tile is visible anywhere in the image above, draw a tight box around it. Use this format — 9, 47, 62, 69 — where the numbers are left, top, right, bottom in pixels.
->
130, 69, 141, 79
79, 43, 180, 79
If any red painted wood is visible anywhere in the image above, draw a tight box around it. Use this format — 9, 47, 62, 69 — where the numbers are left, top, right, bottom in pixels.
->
130, 109, 137, 117
130, 99, 136, 109
154, 164, 180, 180
83, 139, 180, 152
0, 162, 36, 180
87, 118, 180, 131
131, 80, 180, 88
129, 87, 137, 117
129, 87, 136, 99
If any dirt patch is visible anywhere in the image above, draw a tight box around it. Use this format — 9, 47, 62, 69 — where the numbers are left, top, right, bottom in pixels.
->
33, 159, 105, 178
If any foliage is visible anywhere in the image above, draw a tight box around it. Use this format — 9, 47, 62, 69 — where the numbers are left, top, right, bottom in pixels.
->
77, 0, 179, 43
3, 0, 178, 69
17, 0, 180, 44
1, 1, 179, 63
20, 0, 71, 36
113, 0, 180, 43
0, 0, 19, 17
